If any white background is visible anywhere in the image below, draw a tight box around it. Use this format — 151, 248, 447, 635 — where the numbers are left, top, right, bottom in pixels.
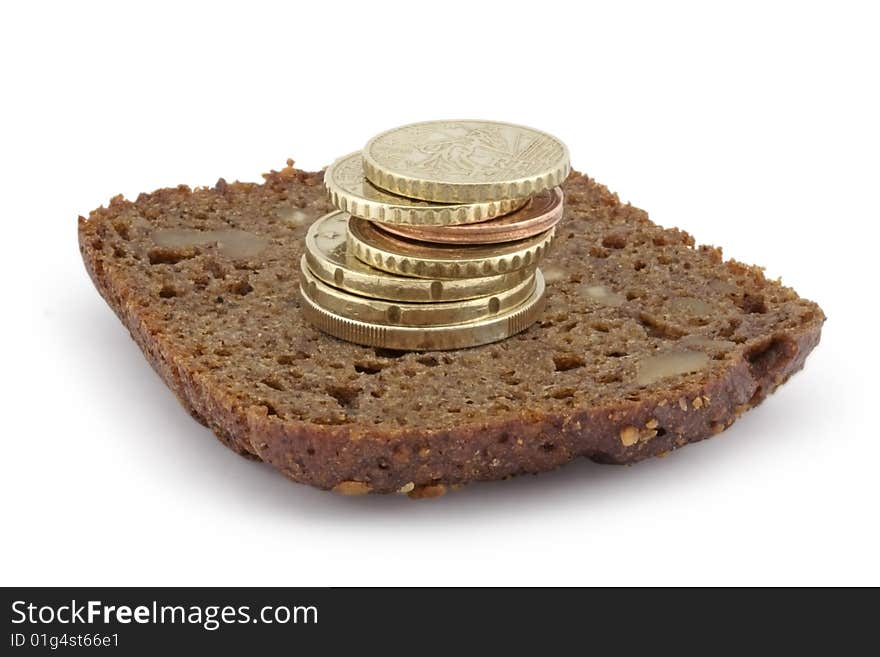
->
2, 1, 877, 586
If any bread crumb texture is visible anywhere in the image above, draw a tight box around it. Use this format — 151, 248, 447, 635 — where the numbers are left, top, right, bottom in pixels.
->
78, 160, 825, 495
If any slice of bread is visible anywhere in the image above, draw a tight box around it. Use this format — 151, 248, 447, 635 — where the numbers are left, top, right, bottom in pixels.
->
78, 160, 824, 497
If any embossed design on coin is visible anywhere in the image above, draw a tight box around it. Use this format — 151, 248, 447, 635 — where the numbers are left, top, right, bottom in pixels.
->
304, 211, 537, 302
380, 187, 564, 244
363, 120, 570, 203
347, 214, 555, 279
324, 152, 526, 226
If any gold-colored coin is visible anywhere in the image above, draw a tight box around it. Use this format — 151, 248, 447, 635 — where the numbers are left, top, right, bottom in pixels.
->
300, 257, 536, 327
324, 152, 527, 226
347, 214, 555, 279
362, 120, 570, 203
305, 211, 537, 302
300, 271, 547, 351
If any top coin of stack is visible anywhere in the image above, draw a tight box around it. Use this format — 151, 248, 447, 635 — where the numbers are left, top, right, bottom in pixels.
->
300, 120, 571, 351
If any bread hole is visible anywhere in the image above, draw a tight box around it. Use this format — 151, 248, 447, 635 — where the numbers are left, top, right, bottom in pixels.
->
598, 373, 622, 384
561, 320, 578, 332
736, 293, 768, 314
354, 361, 384, 374
90, 238, 104, 251
369, 389, 384, 398
374, 347, 407, 359
261, 402, 279, 417
541, 442, 557, 452
215, 296, 224, 304
158, 284, 180, 299
214, 347, 232, 357
416, 355, 439, 367
325, 384, 361, 410
148, 248, 194, 265
590, 246, 609, 258
261, 377, 285, 392
498, 433, 509, 444
656, 427, 667, 438
745, 335, 797, 381
718, 318, 741, 338
605, 350, 627, 358
602, 233, 627, 249
500, 371, 521, 386
113, 246, 126, 258
228, 279, 253, 296
633, 260, 647, 271
112, 220, 131, 241
553, 354, 586, 372
638, 312, 686, 339
590, 322, 610, 333
278, 352, 310, 365
306, 447, 316, 456
377, 457, 390, 470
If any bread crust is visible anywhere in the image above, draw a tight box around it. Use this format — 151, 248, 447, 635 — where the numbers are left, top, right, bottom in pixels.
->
78, 163, 824, 496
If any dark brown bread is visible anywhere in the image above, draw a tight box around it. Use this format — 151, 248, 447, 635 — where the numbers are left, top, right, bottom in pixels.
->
78, 160, 824, 497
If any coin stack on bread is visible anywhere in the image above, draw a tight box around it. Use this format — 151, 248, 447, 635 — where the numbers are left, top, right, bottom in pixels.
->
300, 120, 570, 350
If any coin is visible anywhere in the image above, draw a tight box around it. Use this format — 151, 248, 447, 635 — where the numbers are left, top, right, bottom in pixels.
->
300, 257, 536, 327
379, 187, 564, 244
324, 152, 527, 226
305, 211, 537, 302
300, 271, 547, 351
347, 214, 555, 279
362, 120, 570, 203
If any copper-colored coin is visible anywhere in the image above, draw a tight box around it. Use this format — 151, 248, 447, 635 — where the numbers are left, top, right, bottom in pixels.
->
379, 187, 563, 244
347, 214, 555, 279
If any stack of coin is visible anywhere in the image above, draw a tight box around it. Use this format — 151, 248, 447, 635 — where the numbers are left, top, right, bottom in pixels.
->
300, 120, 570, 351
